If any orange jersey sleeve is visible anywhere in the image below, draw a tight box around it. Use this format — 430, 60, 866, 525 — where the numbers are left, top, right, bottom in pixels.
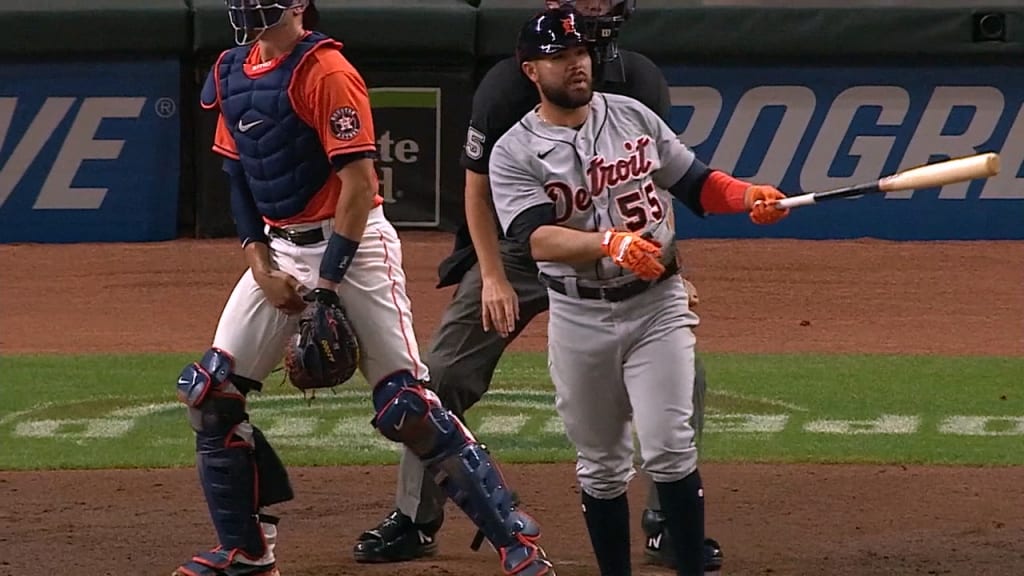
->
268, 43, 382, 227
212, 114, 241, 160
292, 49, 378, 159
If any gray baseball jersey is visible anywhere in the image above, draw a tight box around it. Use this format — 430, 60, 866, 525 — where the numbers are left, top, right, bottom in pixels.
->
488, 91, 702, 503
489, 92, 697, 282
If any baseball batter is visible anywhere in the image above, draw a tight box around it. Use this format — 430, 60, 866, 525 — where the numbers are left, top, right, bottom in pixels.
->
489, 9, 790, 576
171, 2, 554, 576
355, 1, 722, 571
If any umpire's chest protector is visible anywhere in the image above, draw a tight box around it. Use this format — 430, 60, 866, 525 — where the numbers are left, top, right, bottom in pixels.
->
204, 32, 336, 220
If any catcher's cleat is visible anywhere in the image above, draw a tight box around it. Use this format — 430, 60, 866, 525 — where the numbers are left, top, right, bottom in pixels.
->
353, 509, 443, 563
642, 508, 724, 572
172, 548, 280, 576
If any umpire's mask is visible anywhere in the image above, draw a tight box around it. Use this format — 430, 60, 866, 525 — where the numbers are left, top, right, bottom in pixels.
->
552, 0, 636, 64
226, 0, 312, 46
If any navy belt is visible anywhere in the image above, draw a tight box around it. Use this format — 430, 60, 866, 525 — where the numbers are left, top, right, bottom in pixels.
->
540, 260, 680, 303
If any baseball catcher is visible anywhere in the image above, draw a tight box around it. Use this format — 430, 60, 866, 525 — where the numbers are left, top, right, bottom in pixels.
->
171, 1, 555, 575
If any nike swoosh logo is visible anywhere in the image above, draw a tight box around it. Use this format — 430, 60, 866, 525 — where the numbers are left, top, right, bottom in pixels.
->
394, 412, 407, 431
537, 147, 555, 159
238, 119, 263, 133
177, 371, 196, 387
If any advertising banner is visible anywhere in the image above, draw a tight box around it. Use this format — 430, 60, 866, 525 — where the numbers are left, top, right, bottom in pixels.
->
0, 61, 181, 243
370, 88, 442, 227
664, 66, 1024, 240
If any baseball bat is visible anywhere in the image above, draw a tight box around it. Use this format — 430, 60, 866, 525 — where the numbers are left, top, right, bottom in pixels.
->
772, 152, 1001, 210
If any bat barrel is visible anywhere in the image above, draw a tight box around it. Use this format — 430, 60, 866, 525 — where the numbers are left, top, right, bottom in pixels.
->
773, 152, 1000, 211
879, 152, 1001, 192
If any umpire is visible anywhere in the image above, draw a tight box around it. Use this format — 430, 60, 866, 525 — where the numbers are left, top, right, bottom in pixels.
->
353, 1, 722, 571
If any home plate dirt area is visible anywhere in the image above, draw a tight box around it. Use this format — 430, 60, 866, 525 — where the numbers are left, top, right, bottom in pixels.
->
1, 233, 1022, 576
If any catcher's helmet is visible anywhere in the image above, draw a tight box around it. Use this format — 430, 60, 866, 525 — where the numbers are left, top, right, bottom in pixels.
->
516, 6, 588, 64
226, 0, 318, 46
545, 0, 636, 63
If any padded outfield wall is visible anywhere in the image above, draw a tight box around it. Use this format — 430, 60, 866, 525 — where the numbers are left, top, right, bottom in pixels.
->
0, 0, 1020, 242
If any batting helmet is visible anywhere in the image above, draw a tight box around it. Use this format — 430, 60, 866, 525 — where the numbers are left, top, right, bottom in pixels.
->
226, 0, 318, 46
516, 6, 588, 64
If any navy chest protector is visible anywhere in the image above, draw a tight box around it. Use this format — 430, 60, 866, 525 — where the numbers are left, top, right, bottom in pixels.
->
204, 32, 337, 221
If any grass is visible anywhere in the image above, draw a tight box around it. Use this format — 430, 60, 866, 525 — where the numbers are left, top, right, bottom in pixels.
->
0, 352, 1022, 470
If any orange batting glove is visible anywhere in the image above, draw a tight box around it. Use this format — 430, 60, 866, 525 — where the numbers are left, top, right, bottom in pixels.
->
745, 185, 790, 225
601, 229, 665, 281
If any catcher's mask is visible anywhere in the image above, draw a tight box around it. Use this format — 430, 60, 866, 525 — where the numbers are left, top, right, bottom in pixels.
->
545, 0, 636, 64
226, 0, 319, 46
516, 6, 588, 65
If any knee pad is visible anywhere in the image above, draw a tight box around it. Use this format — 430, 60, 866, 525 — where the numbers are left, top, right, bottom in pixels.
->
177, 348, 263, 410
371, 371, 471, 460
178, 348, 292, 558
371, 372, 541, 555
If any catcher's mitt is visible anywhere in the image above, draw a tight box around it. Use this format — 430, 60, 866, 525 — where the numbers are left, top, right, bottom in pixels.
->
284, 288, 360, 392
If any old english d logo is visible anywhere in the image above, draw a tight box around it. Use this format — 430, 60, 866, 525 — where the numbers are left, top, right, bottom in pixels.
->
561, 16, 576, 35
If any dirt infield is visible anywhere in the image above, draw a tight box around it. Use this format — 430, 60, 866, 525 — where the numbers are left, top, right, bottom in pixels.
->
2, 233, 1023, 576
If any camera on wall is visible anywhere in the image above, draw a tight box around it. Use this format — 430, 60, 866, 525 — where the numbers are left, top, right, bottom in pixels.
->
972, 12, 1006, 43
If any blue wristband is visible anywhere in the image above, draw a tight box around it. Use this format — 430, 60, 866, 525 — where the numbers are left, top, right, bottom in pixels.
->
320, 232, 360, 283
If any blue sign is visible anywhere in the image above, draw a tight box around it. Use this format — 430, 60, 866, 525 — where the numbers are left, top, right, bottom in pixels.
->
663, 66, 1024, 240
0, 61, 180, 243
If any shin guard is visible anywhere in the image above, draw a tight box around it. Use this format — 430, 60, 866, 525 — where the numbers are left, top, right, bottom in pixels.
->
195, 407, 265, 559
253, 425, 293, 507
178, 348, 292, 562
372, 372, 553, 575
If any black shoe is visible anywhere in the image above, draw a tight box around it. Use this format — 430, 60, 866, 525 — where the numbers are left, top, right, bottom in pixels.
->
641, 508, 724, 572
353, 508, 443, 563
